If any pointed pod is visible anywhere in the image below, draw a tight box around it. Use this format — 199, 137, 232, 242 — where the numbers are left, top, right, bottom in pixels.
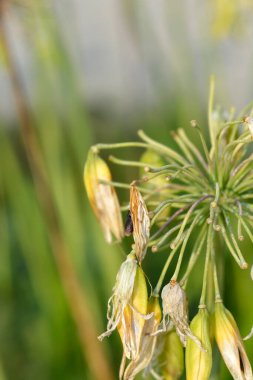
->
84, 149, 123, 243
214, 301, 253, 380
160, 330, 184, 380
185, 307, 212, 380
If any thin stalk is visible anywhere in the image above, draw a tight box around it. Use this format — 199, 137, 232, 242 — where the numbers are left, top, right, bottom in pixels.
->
153, 237, 184, 295
138, 130, 188, 165
173, 195, 213, 246
109, 155, 157, 169
150, 204, 191, 240
208, 75, 216, 147
199, 224, 212, 306
180, 226, 207, 287
222, 211, 247, 268
148, 223, 182, 249
193, 125, 213, 169
94, 142, 149, 151
98, 179, 152, 194
171, 213, 200, 281
177, 128, 209, 172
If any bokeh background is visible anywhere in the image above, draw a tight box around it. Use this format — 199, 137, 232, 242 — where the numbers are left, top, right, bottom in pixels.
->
1, 0, 253, 379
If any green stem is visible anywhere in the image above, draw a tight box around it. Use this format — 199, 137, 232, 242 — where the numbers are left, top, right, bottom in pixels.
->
171, 213, 200, 281
199, 224, 212, 305
94, 142, 149, 151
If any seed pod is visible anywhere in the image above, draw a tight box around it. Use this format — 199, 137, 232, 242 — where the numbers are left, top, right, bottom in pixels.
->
123, 296, 162, 379
117, 256, 151, 361
84, 149, 124, 243
161, 281, 204, 349
130, 185, 150, 262
214, 301, 253, 380
185, 307, 212, 380
160, 330, 184, 380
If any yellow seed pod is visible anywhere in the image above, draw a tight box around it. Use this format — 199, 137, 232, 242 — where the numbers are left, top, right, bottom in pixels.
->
160, 330, 184, 380
185, 307, 212, 380
214, 301, 252, 380
84, 149, 123, 243
117, 264, 149, 360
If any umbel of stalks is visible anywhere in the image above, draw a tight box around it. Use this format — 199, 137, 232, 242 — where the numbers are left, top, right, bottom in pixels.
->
84, 80, 253, 379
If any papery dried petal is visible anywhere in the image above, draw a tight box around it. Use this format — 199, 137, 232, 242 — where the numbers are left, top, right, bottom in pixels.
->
123, 296, 162, 380
214, 301, 253, 380
98, 253, 137, 341
130, 185, 150, 262
161, 281, 204, 349
84, 149, 124, 243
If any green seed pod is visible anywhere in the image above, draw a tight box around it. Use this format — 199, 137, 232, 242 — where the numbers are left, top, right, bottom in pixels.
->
185, 307, 212, 380
160, 330, 184, 380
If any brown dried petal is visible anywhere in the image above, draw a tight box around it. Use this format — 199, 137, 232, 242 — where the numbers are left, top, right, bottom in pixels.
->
130, 185, 150, 262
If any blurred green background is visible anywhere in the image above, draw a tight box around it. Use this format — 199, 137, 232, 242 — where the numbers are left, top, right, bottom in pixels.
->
0, 1, 253, 379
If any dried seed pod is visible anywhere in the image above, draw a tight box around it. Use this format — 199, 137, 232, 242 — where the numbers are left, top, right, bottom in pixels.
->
130, 185, 150, 262
123, 296, 162, 380
214, 301, 253, 380
98, 253, 138, 342
185, 307, 212, 380
84, 149, 124, 243
161, 281, 204, 349
98, 252, 152, 366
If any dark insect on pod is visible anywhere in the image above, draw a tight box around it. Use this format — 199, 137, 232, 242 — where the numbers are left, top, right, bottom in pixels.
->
124, 210, 133, 236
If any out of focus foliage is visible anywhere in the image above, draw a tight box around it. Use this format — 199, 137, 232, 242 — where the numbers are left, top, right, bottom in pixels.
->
0, 1, 253, 379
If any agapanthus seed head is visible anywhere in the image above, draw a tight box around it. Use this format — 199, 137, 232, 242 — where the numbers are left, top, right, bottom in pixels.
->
130, 185, 150, 262
84, 149, 123, 243
88, 92, 253, 378
214, 301, 253, 380
185, 307, 212, 380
